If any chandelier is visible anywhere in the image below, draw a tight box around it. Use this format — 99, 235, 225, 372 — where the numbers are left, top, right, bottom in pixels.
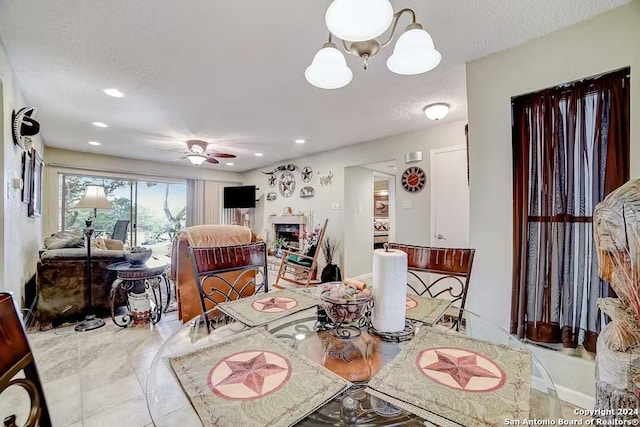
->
305, 0, 441, 89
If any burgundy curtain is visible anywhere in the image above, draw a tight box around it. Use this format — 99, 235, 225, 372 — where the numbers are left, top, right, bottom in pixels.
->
511, 68, 629, 352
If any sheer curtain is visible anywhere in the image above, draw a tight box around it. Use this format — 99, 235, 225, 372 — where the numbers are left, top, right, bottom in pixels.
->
186, 180, 222, 226
511, 68, 630, 352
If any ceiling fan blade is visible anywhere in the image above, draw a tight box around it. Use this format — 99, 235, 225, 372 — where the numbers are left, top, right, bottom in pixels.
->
205, 157, 219, 164
206, 152, 236, 158
154, 147, 185, 153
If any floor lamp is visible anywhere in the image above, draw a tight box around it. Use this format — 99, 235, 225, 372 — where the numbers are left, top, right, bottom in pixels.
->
73, 185, 112, 332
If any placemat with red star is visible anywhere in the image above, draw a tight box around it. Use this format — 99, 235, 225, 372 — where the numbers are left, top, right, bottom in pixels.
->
217, 289, 319, 327
365, 328, 531, 426
169, 328, 352, 427
404, 295, 452, 325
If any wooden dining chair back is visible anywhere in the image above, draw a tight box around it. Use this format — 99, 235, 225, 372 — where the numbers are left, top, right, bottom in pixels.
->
0, 292, 52, 427
387, 243, 475, 330
189, 242, 268, 331
274, 219, 329, 288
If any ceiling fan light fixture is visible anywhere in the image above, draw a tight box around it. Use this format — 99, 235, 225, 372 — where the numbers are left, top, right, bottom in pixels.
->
305, 44, 353, 89
187, 153, 207, 165
325, 0, 393, 42
423, 103, 450, 120
387, 26, 441, 75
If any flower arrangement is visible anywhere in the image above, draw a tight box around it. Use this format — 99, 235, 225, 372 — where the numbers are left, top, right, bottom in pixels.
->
296, 223, 323, 248
322, 236, 340, 265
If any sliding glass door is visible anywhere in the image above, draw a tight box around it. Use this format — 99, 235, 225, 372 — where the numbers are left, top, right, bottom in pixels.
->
60, 174, 186, 256
134, 181, 186, 258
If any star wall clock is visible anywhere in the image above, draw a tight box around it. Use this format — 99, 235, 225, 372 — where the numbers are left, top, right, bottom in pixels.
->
301, 166, 313, 182
268, 174, 276, 187
279, 171, 296, 198
401, 167, 426, 193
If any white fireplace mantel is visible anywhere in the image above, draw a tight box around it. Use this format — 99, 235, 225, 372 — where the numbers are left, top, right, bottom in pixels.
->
268, 215, 307, 225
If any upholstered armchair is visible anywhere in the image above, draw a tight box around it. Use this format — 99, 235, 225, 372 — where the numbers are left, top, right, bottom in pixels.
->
170, 225, 259, 322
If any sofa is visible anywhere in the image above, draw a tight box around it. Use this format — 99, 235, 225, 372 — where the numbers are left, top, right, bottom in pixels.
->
36, 231, 126, 326
170, 225, 259, 322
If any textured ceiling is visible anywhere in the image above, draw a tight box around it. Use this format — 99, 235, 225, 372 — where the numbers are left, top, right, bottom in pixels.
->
0, 0, 629, 171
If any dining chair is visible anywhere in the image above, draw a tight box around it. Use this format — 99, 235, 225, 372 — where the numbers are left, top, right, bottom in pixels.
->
0, 292, 52, 427
274, 218, 329, 288
110, 219, 130, 244
189, 242, 268, 331
387, 243, 475, 331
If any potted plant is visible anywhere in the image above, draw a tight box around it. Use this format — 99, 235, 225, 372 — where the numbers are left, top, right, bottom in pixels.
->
321, 236, 342, 282
272, 237, 288, 258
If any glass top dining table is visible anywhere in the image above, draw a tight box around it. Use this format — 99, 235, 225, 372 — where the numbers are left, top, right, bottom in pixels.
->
146, 304, 560, 426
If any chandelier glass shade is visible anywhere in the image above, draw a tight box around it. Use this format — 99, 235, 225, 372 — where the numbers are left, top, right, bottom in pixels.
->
305, 43, 353, 89
187, 153, 207, 165
386, 27, 441, 75
306, 5, 441, 89
325, 0, 394, 42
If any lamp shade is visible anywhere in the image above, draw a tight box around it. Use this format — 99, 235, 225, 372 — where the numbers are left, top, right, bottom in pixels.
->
325, 0, 393, 42
424, 103, 450, 120
187, 153, 207, 165
386, 28, 441, 75
305, 46, 353, 89
73, 185, 113, 210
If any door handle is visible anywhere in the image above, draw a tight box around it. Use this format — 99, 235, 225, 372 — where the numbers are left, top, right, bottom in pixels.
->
436, 234, 446, 240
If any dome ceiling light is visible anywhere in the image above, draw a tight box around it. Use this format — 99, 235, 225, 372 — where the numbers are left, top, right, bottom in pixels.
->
423, 103, 450, 120
306, 4, 441, 89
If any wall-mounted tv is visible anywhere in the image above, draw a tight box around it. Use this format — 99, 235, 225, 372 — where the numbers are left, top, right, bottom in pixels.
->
223, 185, 256, 209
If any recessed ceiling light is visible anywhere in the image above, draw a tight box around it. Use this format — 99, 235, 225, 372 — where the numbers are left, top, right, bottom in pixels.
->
295, 139, 306, 144
103, 88, 124, 98
254, 153, 264, 157
226, 162, 234, 166
92, 121, 108, 128
88, 141, 101, 146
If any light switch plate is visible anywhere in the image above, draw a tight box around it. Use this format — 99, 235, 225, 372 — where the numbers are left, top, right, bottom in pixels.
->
331, 202, 340, 210
403, 200, 413, 209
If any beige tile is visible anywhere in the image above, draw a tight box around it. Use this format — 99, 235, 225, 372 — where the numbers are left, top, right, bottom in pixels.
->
128, 349, 158, 374
43, 373, 81, 405
154, 319, 183, 341
163, 405, 200, 426
83, 395, 151, 427
80, 355, 136, 392
48, 393, 82, 427
81, 375, 142, 418
0, 384, 30, 426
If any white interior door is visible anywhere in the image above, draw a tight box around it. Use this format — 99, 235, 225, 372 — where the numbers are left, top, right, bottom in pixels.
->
430, 146, 469, 247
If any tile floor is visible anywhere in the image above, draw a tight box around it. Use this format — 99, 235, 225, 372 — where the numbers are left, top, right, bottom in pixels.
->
1, 312, 183, 427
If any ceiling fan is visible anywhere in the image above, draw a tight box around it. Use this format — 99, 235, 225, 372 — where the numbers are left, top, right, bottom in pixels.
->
170, 140, 237, 165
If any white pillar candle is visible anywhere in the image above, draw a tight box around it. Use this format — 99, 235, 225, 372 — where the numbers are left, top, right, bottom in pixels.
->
372, 248, 408, 333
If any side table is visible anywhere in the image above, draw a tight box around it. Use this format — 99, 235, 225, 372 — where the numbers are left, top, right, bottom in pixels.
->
107, 260, 170, 328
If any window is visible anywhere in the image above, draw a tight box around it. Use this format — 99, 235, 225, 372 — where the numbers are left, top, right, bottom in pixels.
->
59, 173, 186, 257
511, 68, 630, 352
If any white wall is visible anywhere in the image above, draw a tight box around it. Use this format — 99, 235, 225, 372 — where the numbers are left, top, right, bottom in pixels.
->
466, 1, 639, 401
43, 147, 243, 237
344, 166, 374, 276
243, 120, 468, 277
0, 39, 45, 305
467, 0, 639, 330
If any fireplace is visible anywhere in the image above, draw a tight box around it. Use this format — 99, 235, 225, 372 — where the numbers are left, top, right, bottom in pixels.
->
269, 215, 307, 250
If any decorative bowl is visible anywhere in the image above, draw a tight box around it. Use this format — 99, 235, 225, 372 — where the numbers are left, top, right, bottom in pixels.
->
320, 282, 373, 325
124, 247, 152, 265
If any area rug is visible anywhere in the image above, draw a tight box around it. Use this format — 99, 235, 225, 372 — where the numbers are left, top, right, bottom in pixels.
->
217, 289, 318, 327
405, 295, 452, 325
365, 328, 531, 426
169, 328, 351, 427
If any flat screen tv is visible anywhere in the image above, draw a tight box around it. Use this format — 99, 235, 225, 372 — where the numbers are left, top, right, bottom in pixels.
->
224, 186, 256, 209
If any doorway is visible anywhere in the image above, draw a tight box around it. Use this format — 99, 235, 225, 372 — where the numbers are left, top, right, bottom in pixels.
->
430, 146, 469, 247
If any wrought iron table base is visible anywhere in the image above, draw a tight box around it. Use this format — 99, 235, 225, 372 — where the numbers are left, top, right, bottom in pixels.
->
110, 274, 170, 328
